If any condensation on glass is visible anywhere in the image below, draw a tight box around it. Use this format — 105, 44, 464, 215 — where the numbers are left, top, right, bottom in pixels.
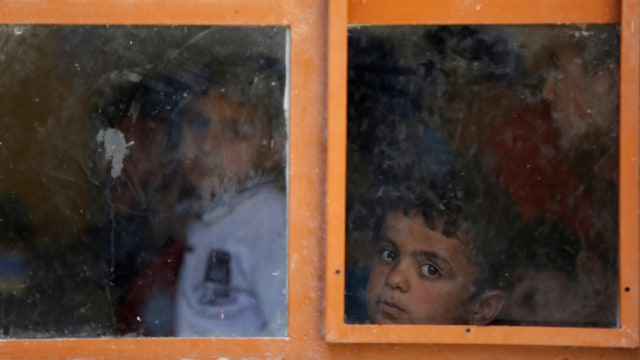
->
0, 25, 288, 338
345, 25, 619, 328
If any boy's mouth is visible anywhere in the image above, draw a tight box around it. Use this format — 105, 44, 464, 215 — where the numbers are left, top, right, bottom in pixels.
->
380, 299, 406, 320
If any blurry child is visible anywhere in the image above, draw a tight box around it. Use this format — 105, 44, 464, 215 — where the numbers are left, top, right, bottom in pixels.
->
174, 54, 287, 337
497, 218, 617, 327
540, 25, 619, 260
365, 171, 513, 325
95, 72, 187, 319
489, 25, 619, 269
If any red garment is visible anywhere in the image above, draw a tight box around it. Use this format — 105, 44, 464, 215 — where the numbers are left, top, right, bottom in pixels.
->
117, 243, 184, 335
489, 101, 598, 248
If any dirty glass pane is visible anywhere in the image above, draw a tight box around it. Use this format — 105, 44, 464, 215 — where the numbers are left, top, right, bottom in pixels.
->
345, 25, 619, 328
0, 25, 288, 338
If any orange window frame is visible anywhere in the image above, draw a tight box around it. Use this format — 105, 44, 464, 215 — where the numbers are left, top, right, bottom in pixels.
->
0, 0, 325, 358
326, 0, 640, 349
0, 0, 637, 358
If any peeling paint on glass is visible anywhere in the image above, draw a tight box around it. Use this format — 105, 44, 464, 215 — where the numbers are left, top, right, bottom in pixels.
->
0, 26, 288, 338
345, 25, 619, 328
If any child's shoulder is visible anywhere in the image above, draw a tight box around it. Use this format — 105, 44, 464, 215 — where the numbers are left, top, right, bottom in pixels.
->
234, 178, 286, 218
236, 175, 285, 203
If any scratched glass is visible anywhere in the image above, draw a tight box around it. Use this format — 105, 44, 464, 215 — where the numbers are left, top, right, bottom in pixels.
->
0, 25, 288, 338
345, 25, 619, 328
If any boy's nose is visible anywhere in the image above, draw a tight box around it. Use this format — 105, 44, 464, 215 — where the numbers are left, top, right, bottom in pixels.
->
385, 263, 410, 293
542, 73, 556, 101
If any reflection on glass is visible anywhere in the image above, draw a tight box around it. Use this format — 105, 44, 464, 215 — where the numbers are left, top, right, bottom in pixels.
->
345, 25, 619, 328
0, 25, 288, 338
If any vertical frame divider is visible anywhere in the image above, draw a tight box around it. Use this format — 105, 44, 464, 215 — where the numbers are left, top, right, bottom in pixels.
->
325, 0, 348, 342
619, 0, 640, 342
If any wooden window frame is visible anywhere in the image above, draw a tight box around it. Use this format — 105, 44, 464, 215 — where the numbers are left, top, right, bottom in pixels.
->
0, 0, 325, 358
0, 0, 637, 357
326, 0, 640, 348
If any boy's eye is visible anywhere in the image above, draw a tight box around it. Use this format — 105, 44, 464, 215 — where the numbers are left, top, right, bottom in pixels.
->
419, 263, 441, 279
379, 248, 397, 263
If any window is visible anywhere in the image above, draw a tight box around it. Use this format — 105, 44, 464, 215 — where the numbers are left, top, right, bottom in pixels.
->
344, 24, 621, 329
0, 0, 638, 358
326, 0, 639, 349
0, 0, 320, 357
1, 24, 288, 338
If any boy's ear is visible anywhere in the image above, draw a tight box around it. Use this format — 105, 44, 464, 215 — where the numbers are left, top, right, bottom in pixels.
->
468, 290, 504, 325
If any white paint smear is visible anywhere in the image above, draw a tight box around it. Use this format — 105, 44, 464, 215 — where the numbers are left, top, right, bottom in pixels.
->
96, 128, 127, 178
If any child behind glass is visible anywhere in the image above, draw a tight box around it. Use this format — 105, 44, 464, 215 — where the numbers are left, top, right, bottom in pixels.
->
174, 55, 287, 337
366, 172, 514, 325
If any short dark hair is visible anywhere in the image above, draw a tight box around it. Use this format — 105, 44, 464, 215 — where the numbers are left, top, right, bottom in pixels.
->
172, 54, 287, 141
372, 166, 517, 295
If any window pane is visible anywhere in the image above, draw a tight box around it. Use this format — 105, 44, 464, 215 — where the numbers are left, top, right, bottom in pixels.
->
0, 25, 288, 338
345, 25, 619, 328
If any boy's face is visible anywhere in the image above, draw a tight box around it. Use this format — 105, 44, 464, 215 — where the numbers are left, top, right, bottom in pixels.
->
542, 41, 618, 151
366, 209, 479, 324
500, 269, 588, 326
180, 89, 274, 199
